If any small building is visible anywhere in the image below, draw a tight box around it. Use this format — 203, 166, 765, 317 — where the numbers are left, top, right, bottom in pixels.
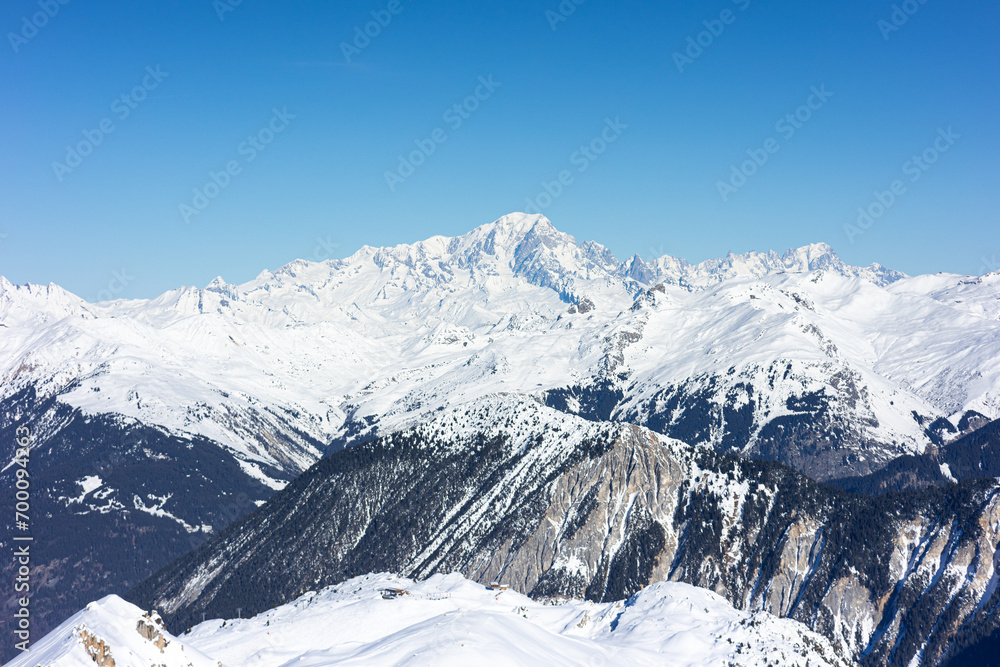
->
487, 582, 509, 591
380, 588, 409, 599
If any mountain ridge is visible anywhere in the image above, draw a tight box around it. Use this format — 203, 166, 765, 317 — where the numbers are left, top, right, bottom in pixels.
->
128, 395, 1000, 667
8, 572, 852, 667
0, 213, 904, 312
3, 213, 998, 659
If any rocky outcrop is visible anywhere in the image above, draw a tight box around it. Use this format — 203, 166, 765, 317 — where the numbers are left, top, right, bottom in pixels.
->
80, 627, 116, 667
135, 610, 169, 651
129, 399, 1000, 666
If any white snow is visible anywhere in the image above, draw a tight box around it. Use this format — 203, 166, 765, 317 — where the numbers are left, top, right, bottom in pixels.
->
4, 595, 217, 667
131, 492, 204, 533
67, 475, 103, 504
181, 572, 847, 666
13, 572, 847, 667
2, 212, 998, 487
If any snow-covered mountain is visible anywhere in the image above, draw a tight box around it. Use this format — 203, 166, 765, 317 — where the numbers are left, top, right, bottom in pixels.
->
129, 397, 1000, 667
7, 573, 850, 667
186, 571, 851, 667
3, 594, 218, 667
3, 214, 997, 484
4, 213, 1000, 661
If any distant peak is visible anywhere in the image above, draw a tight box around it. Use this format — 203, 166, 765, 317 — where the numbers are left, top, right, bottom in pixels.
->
453, 213, 580, 264
496, 211, 554, 230
783, 242, 837, 259
480, 212, 561, 244
178, 217, 903, 302
780, 243, 841, 272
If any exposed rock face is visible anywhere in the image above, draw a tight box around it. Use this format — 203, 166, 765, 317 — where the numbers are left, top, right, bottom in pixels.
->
603, 361, 903, 482
129, 398, 1000, 667
80, 627, 116, 667
4, 594, 221, 667
135, 610, 169, 651
6, 215, 1000, 664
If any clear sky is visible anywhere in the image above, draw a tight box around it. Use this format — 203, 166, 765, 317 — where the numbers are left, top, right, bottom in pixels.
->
1, 0, 997, 301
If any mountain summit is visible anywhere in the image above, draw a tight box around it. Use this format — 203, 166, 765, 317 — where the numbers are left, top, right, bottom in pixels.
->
2, 214, 998, 658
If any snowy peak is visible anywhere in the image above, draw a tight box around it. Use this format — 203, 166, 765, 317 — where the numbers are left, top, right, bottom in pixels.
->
781, 241, 838, 270
4, 595, 217, 667
396, 212, 609, 291
15, 572, 849, 667
297, 215, 901, 312
0, 276, 94, 325
472, 211, 565, 256
0, 213, 991, 478
175, 572, 849, 667
639, 240, 904, 291
224, 214, 902, 314
203, 275, 233, 295
344, 212, 567, 273
780, 242, 904, 285
1, 214, 904, 320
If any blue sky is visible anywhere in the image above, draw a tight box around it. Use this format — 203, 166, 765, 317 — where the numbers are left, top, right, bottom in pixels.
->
1, 0, 997, 300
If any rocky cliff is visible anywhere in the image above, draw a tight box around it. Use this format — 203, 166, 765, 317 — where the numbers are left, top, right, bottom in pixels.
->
129, 397, 1000, 666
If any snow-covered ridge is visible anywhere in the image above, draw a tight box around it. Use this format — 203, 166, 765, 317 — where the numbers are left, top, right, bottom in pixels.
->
0, 213, 897, 322
4, 595, 218, 667
633, 240, 903, 290
184, 572, 850, 667
1, 213, 998, 487
8, 572, 849, 667
130, 393, 1000, 667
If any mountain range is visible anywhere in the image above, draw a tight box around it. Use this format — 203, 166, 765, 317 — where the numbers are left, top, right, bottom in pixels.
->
3, 213, 999, 665
127, 397, 1000, 667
